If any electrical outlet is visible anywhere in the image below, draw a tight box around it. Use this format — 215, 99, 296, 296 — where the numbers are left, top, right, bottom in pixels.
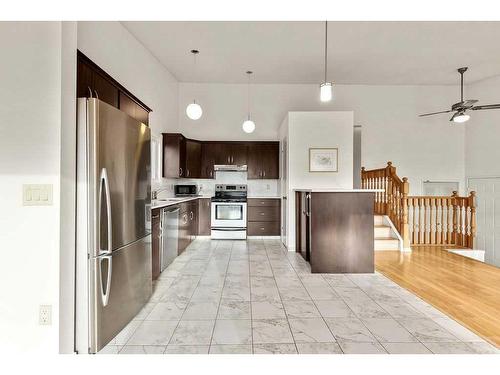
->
39, 305, 52, 325
266, 184, 270, 190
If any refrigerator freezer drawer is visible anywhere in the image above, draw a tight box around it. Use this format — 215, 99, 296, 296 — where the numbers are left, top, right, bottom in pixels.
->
90, 236, 152, 353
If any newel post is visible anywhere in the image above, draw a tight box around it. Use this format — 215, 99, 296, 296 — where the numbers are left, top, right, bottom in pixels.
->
385, 162, 393, 216
451, 191, 459, 245
469, 191, 476, 248
361, 167, 365, 189
402, 177, 411, 250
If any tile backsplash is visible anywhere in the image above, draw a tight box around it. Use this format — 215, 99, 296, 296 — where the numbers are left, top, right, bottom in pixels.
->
154, 171, 280, 198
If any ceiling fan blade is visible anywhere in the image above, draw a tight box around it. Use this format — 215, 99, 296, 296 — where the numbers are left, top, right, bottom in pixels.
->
471, 104, 500, 111
419, 110, 453, 117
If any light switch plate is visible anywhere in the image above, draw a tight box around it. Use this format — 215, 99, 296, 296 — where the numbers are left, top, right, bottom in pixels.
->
23, 184, 53, 206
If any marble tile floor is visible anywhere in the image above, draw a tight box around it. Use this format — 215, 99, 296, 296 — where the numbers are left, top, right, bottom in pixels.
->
99, 238, 499, 355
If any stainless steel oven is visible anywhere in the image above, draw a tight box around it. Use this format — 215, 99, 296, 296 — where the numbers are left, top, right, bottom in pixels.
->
211, 185, 247, 239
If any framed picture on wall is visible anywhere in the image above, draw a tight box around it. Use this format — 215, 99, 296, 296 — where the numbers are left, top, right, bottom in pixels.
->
309, 148, 338, 172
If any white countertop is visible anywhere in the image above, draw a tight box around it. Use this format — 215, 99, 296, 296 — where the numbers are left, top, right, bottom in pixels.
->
151, 195, 281, 210
151, 196, 207, 210
293, 189, 384, 193
248, 196, 281, 199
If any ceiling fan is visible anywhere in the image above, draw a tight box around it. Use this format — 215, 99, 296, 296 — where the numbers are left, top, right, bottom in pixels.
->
419, 67, 500, 123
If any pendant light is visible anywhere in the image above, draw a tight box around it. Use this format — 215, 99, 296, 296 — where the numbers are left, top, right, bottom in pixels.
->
242, 71, 256, 133
186, 49, 203, 120
320, 21, 333, 102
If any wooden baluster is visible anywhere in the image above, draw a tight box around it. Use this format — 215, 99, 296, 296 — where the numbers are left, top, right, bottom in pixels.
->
386, 176, 392, 217
361, 167, 365, 189
419, 198, 424, 245
457, 198, 463, 246
446, 198, 454, 245
411, 198, 416, 244
440, 198, 445, 244
435, 198, 440, 245
469, 191, 476, 248
451, 191, 458, 246
423, 198, 428, 244
401, 177, 410, 250
429, 198, 435, 245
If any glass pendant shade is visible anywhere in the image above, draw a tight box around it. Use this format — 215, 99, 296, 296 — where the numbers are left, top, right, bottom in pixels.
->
186, 102, 202, 120
242, 119, 256, 133
451, 111, 470, 123
320, 82, 333, 102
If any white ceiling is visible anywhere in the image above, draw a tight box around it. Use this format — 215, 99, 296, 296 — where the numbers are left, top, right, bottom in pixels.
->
122, 21, 500, 85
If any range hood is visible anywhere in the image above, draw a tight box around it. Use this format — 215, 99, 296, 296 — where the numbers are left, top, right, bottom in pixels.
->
214, 164, 248, 172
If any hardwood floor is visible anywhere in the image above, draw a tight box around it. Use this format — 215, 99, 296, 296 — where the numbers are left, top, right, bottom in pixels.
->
375, 247, 500, 348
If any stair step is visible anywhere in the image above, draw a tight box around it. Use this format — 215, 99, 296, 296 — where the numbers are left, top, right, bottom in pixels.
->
374, 238, 400, 251
374, 226, 393, 238
374, 215, 384, 226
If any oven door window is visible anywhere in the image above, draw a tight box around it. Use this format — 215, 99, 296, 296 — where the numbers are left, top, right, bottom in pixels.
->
216, 205, 243, 220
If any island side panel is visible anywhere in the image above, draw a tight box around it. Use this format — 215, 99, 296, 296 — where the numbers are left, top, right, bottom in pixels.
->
310, 192, 374, 273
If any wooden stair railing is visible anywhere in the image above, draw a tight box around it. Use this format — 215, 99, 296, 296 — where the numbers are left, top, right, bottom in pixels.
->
361, 161, 476, 250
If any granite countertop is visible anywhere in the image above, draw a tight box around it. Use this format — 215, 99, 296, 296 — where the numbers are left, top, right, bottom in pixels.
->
293, 188, 384, 193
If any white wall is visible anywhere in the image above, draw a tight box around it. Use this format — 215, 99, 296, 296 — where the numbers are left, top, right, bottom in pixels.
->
77, 21, 179, 137
282, 111, 354, 249
59, 21, 77, 354
465, 74, 500, 180
0, 22, 63, 353
178, 83, 465, 195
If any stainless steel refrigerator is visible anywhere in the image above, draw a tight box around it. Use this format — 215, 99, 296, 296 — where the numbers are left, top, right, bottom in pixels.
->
75, 98, 152, 354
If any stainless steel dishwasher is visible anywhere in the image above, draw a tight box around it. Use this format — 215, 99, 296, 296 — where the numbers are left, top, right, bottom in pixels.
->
160, 207, 180, 271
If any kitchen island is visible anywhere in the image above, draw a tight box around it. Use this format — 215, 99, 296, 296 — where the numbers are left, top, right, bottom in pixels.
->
295, 189, 382, 274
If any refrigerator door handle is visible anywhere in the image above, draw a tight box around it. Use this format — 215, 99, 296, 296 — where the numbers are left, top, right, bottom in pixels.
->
99, 168, 113, 255
99, 255, 113, 307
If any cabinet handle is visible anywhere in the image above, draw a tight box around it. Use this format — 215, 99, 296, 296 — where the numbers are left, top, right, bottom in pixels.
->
179, 167, 183, 176
87, 86, 93, 98
187, 169, 190, 177
260, 227, 265, 231
260, 213, 265, 216
263, 170, 266, 177
190, 211, 194, 220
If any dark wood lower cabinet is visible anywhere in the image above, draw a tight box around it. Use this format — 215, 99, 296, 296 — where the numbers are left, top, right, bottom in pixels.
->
198, 198, 211, 235
296, 191, 375, 273
295, 191, 310, 261
247, 198, 281, 236
151, 208, 161, 280
178, 208, 190, 255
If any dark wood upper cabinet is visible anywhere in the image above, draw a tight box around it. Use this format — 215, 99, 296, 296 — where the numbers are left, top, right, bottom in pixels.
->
163, 133, 185, 178
230, 143, 247, 165
185, 140, 202, 178
247, 143, 262, 179
201, 143, 218, 179
93, 72, 119, 107
162, 134, 279, 180
215, 143, 247, 165
77, 50, 151, 125
247, 142, 280, 179
77, 59, 93, 98
261, 142, 280, 179
119, 91, 136, 119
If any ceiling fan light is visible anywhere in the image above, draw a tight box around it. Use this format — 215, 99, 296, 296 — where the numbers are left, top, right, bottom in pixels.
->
320, 82, 333, 102
242, 119, 255, 133
452, 112, 470, 123
186, 102, 202, 120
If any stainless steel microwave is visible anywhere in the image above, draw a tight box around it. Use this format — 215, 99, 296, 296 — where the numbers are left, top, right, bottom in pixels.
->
174, 184, 197, 196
